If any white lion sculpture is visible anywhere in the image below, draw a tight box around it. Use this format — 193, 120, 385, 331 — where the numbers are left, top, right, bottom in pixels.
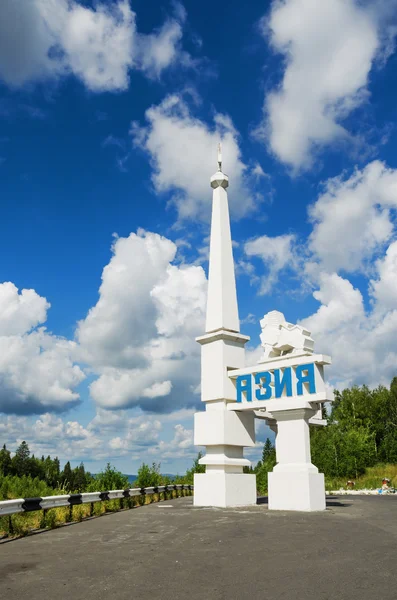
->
259, 310, 314, 362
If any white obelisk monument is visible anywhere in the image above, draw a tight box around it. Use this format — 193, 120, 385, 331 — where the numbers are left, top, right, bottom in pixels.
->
194, 145, 257, 507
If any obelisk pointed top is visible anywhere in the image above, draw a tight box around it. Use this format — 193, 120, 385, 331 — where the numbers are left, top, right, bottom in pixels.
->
205, 144, 239, 333
217, 142, 222, 172
211, 143, 228, 189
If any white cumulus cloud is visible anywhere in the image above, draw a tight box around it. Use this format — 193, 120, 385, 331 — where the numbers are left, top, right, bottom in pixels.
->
0, 283, 85, 415
0, 0, 189, 91
244, 233, 297, 294
370, 240, 397, 313
0, 282, 50, 336
131, 94, 258, 220
301, 267, 397, 390
308, 161, 397, 274
77, 230, 207, 412
258, 0, 394, 170
148, 423, 194, 459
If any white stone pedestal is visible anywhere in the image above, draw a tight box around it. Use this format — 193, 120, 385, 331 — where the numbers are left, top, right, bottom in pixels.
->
194, 472, 257, 507
268, 470, 325, 511
193, 409, 257, 507
267, 402, 326, 512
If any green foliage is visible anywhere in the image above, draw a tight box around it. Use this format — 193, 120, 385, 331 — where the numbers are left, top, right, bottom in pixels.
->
73, 463, 89, 492
61, 461, 74, 491
136, 462, 161, 488
0, 441, 96, 498
0, 444, 12, 476
311, 380, 397, 480
262, 438, 276, 465
255, 438, 276, 496
42, 455, 61, 488
45, 510, 57, 529
0, 474, 56, 501
87, 463, 128, 492
311, 424, 377, 479
12, 441, 30, 477
0, 441, 66, 491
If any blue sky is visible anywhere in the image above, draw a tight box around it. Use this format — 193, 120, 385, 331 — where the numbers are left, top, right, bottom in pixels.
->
1, 0, 397, 474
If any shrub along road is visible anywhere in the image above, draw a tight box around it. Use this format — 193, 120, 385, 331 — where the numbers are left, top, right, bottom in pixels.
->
1, 495, 396, 600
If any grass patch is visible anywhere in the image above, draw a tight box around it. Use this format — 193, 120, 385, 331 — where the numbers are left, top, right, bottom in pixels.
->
326, 463, 397, 491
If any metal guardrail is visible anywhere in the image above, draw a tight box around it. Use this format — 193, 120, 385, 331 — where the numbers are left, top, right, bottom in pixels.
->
0, 484, 193, 517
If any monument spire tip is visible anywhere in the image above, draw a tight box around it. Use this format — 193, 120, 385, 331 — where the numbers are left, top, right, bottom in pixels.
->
217, 142, 222, 172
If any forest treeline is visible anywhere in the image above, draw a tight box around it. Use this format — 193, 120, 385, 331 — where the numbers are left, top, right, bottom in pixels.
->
1, 377, 397, 500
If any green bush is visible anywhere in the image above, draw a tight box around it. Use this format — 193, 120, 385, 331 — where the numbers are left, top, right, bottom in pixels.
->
135, 462, 161, 488
86, 463, 129, 492
0, 474, 56, 501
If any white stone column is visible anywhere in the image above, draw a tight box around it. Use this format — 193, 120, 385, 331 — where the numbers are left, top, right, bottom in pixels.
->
193, 148, 256, 507
194, 408, 256, 507
267, 402, 326, 511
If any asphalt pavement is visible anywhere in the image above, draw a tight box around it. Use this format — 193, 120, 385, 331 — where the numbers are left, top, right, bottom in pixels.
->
1, 495, 396, 600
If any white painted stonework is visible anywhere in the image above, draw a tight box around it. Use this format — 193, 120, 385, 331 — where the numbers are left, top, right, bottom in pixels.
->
193, 146, 332, 511
259, 310, 314, 360
194, 146, 256, 507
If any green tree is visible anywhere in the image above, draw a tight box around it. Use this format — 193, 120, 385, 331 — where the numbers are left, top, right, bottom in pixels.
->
332, 385, 390, 455
379, 378, 397, 462
262, 438, 276, 464
0, 444, 12, 476
310, 381, 397, 479
73, 463, 88, 492
51, 456, 61, 487
255, 438, 277, 495
42, 455, 61, 487
61, 461, 74, 491
28, 454, 44, 479
136, 462, 161, 488
310, 424, 339, 476
339, 427, 377, 479
12, 441, 31, 477
87, 463, 128, 492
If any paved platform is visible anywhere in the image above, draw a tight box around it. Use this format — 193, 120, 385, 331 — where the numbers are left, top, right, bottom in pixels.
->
1, 495, 396, 600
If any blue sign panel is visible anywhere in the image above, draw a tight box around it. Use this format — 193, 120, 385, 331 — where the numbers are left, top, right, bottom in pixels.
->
236, 363, 316, 403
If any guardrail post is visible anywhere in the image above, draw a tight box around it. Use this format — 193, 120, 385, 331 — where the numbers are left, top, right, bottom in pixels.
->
8, 514, 13, 536
90, 502, 94, 517
40, 509, 48, 529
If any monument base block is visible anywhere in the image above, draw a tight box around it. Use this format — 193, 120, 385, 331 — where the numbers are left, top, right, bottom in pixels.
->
193, 473, 257, 507
268, 470, 326, 512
